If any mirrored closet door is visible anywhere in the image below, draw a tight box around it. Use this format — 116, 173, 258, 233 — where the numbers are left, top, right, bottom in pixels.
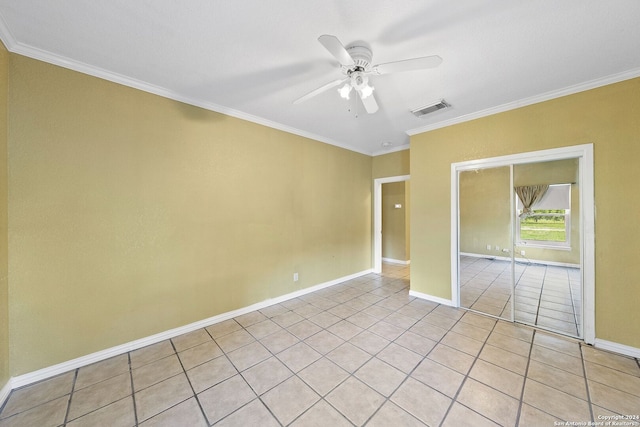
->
453, 145, 593, 341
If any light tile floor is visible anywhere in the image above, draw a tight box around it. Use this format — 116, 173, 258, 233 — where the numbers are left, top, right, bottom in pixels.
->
1, 264, 639, 426
460, 256, 582, 337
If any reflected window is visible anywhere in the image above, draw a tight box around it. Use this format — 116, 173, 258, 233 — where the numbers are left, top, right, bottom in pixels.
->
516, 184, 571, 248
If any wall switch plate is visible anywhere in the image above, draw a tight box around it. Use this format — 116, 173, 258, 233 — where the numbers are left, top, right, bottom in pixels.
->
486, 244, 491, 250
293, 273, 299, 282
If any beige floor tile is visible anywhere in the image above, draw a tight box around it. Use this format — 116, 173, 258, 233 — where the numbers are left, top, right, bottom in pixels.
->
170, 328, 211, 353
346, 312, 379, 329
457, 378, 519, 426
582, 346, 640, 377
493, 321, 534, 342
366, 401, 427, 427
588, 380, 640, 415
298, 358, 349, 396
130, 341, 175, 369
294, 302, 323, 318
326, 342, 372, 373
286, 319, 322, 341
451, 321, 492, 342
234, 310, 268, 328
214, 399, 279, 427
198, 375, 256, 425
391, 377, 451, 426
441, 331, 484, 356
272, 311, 304, 328
327, 320, 364, 340
409, 320, 448, 341
530, 345, 583, 376
66, 396, 135, 427
139, 398, 207, 427
479, 344, 529, 375
0, 396, 69, 427
485, 331, 531, 357
1, 371, 74, 417
186, 355, 237, 393
261, 376, 320, 425
245, 319, 282, 339
376, 343, 422, 374
326, 377, 385, 426
205, 319, 242, 339
241, 357, 292, 395
259, 328, 300, 354
355, 358, 406, 397
67, 372, 132, 421
289, 400, 352, 427
75, 354, 130, 390
585, 361, 640, 397
349, 330, 390, 355
441, 402, 500, 427
527, 360, 588, 400
226, 341, 271, 372
422, 312, 458, 330
215, 329, 256, 353
469, 359, 524, 398
178, 340, 223, 370
428, 344, 475, 374
132, 354, 183, 391
523, 379, 591, 421
134, 373, 193, 422
518, 403, 562, 426
276, 342, 322, 373
307, 311, 341, 329
394, 331, 436, 356
411, 358, 464, 398
304, 330, 344, 355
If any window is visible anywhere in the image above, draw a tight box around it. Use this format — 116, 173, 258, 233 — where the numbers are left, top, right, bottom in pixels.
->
516, 184, 571, 248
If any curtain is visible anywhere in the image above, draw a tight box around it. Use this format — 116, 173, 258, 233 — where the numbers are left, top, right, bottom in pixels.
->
514, 185, 549, 218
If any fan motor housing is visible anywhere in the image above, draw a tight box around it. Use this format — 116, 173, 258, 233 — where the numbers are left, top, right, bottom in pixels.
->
345, 44, 372, 71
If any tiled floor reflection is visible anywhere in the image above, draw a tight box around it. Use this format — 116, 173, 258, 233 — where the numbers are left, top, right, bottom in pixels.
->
2, 264, 639, 426
460, 255, 582, 337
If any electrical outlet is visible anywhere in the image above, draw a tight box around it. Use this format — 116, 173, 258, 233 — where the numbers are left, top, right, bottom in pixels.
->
520, 250, 525, 256
495, 245, 500, 251
293, 272, 299, 282
486, 244, 491, 250
502, 248, 509, 253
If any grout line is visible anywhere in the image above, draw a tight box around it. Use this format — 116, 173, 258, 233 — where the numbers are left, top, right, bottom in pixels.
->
127, 353, 139, 427
61, 368, 78, 425
580, 344, 595, 422
514, 328, 537, 426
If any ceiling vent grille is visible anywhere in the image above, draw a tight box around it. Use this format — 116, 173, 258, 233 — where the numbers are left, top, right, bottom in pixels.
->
411, 99, 451, 118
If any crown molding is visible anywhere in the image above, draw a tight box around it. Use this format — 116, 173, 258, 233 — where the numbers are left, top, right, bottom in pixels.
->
0, 20, 371, 156
371, 144, 410, 157
407, 67, 640, 137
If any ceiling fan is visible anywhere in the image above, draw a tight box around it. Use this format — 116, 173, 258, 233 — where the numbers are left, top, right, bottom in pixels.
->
294, 35, 443, 114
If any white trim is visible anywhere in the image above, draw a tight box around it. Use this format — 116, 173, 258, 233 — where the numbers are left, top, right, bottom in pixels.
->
407, 68, 640, 137
373, 175, 410, 274
451, 144, 595, 344
409, 290, 454, 307
9, 268, 372, 390
371, 145, 410, 157
381, 258, 410, 265
0, 378, 11, 407
594, 339, 640, 359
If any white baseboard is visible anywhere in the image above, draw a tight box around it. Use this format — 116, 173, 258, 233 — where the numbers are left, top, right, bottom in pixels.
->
9, 268, 373, 392
0, 378, 11, 408
409, 290, 454, 307
460, 252, 580, 269
594, 338, 640, 359
382, 258, 410, 265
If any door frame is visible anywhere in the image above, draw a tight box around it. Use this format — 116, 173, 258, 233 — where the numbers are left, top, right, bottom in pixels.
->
373, 175, 410, 274
450, 144, 595, 344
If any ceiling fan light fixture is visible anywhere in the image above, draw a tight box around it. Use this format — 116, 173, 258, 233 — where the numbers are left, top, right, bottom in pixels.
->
360, 84, 374, 99
338, 83, 352, 100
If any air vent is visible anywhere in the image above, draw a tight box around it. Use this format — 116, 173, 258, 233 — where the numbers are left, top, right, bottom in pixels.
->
411, 99, 451, 118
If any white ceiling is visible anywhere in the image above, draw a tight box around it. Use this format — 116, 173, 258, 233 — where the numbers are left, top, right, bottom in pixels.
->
1, 0, 640, 155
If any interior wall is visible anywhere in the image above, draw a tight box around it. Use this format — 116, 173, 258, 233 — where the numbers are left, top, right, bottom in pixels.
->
410, 77, 640, 349
382, 182, 407, 261
372, 149, 410, 179
0, 41, 9, 386
7, 54, 373, 376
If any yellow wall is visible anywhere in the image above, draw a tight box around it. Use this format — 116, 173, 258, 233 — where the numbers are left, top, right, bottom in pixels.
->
411, 77, 640, 348
382, 182, 407, 261
7, 54, 373, 375
0, 41, 9, 386
372, 149, 409, 178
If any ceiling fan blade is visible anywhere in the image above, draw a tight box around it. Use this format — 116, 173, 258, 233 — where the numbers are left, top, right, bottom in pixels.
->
373, 55, 442, 75
318, 35, 355, 66
359, 91, 379, 114
293, 78, 347, 104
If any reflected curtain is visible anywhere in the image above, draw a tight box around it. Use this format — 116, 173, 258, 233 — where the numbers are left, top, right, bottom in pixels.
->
515, 185, 549, 217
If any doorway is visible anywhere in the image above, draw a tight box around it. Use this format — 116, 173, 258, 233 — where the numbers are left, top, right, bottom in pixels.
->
373, 175, 410, 273
451, 144, 594, 344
